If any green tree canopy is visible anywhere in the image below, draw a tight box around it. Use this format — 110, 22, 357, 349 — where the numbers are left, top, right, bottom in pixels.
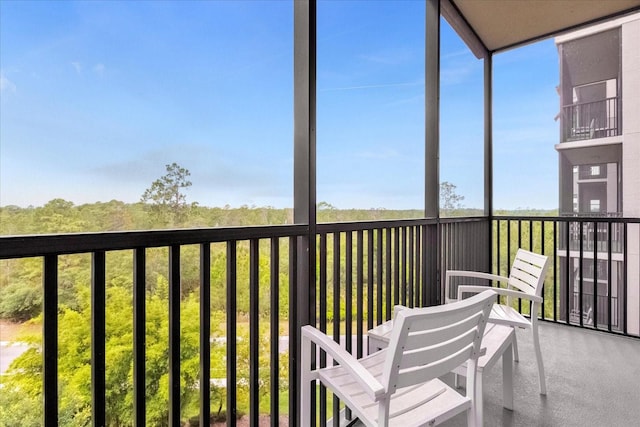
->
141, 163, 194, 226
440, 181, 465, 211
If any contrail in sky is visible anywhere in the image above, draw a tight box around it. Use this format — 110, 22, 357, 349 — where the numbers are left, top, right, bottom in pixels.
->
320, 81, 423, 92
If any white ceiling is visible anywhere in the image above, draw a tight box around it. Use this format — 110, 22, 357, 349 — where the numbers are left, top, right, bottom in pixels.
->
449, 0, 640, 53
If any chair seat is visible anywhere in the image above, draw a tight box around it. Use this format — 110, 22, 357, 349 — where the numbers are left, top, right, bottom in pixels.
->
319, 350, 471, 427
490, 304, 531, 329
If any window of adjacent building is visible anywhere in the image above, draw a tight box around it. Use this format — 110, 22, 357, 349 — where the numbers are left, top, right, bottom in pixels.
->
590, 199, 601, 212
591, 165, 601, 176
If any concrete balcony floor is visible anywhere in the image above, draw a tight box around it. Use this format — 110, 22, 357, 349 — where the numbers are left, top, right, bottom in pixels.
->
441, 321, 640, 426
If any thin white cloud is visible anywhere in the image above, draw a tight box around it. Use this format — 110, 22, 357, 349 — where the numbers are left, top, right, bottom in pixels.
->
320, 80, 422, 92
442, 49, 471, 59
358, 47, 413, 65
0, 73, 17, 93
71, 61, 83, 75
441, 63, 479, 86
93, 63, 105, 76
357, 148, 400, 160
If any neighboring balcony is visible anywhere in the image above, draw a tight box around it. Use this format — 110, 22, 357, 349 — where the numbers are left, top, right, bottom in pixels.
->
558, 213, 624, 253
562, 97, 620, 142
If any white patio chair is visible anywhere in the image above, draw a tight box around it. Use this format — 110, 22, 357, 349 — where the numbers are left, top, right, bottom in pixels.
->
301, 290, 496, 427
445, 248, 551, 394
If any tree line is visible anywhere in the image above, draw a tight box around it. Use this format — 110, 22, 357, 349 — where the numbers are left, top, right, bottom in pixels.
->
0, 164, 558, 425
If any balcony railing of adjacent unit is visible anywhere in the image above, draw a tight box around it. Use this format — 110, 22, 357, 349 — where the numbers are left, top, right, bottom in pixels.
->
559, 212, 624, 253
494, 215, 639, 334
570, 293, 619, 328
562, 97, 619, 142
0, 215, 638, 426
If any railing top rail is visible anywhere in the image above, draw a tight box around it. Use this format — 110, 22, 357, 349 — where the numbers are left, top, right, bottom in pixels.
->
0, 224, 309, 259
494, 215, 640, 223
316, 216, 490, 233
317, 217, 437, 233
562, 96, 618, 108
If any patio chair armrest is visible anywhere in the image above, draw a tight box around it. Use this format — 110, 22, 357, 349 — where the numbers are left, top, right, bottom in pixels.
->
444, 270, 509, 303
301, 325, 385, 400
458, 285, 543, 304
446, 270, 509, 283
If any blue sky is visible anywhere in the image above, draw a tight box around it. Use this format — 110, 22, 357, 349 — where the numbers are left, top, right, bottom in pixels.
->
0, 0, 559, 210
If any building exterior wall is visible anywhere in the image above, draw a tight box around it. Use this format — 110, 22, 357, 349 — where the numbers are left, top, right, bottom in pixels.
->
556, 12, 640, 332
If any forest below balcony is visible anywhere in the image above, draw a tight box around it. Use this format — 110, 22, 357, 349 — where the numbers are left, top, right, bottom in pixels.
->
0, 196, 560, 426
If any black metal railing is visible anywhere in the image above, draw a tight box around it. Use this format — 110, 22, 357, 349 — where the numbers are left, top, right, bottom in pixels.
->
0, 225, 307, 427
311, 217, 488, 427
562, 97, 619, 141
494, 215, 639, 334
0, 215, 638, 425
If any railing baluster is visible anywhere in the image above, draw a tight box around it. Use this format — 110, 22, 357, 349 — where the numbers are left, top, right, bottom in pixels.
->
250, 239, 260, 427
565, 220, 571, 324
318, 233, 327, 426
553, 221, 558, 322
200, 243, 211, 427
496, 219, 501, 276
367, 230, 374, 331
401, 227, 407, 306
415, 225, 421, 307
376, 228, 383, 324
540, 221, 546, 320
43, 255, 58, 427
356, 230, 364, 359
394, 227, 400, 306
270, 238, 280, 427
518, 220, 523, 313
385, 228, 392, 319
623, 222, 627, 335
345, 231, 353, 355
332, 232, 341, 427
607, 222, 613, 332
92, 251, 106, 427
408, 226, 414, 308
227, 241, 238, 427
593, 222, 598, 329
288, 236, 298, 427
169, 245, 181, 427
133, 248, 146, 426
344, 231, 353, 423
579, 222, 584, 327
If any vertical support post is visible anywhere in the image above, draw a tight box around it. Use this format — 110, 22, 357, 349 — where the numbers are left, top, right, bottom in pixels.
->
425, 0, 440, 305
294, 0, 316, 328
425, 0, 440, 219
484, 54, 494, 273
294, 1, 316, 424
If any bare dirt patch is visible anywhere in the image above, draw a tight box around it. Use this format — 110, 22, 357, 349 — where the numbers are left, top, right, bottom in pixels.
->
208, 415, 289, 426
0, 320, 40, 342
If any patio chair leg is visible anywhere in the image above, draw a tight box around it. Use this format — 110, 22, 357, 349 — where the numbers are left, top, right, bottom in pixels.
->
467, 407, 476, 427
532, 322, 546, 395
512, 330, 519, 362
